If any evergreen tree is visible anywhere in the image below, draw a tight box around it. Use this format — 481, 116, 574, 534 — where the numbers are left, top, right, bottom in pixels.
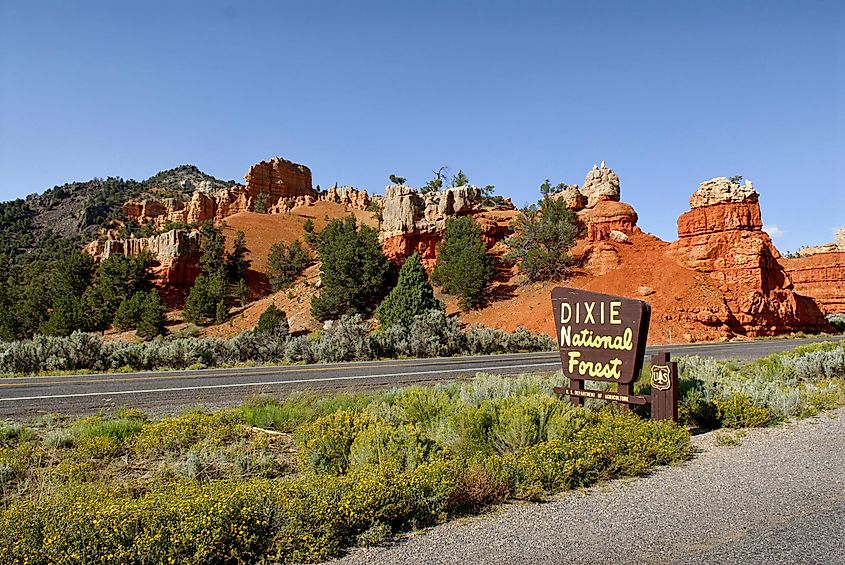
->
432, 216, 493, 310
184, 272, 228, 325
256, 303, 289, 335
137, 290, 166, 339
421, 166, 449, 194
236, 278, 249, 307
114, 292, 146, 331
310, 216, 392, 321
451, 170, 470, 187
375, 253, 443, 329
199, 221, 226, 277
505, 195, 579, 282
184, 223, 230, 325
83, 252, 153, 331
41, 293, 86, 336
113, 289, 166, 338
226, 230, 251, 283
267, 239, 311, 290
255, 191, 268, 213
41, 251, 95, 336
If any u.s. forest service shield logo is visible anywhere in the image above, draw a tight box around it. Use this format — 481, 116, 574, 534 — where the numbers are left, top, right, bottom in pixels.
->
651, 365, 671, 391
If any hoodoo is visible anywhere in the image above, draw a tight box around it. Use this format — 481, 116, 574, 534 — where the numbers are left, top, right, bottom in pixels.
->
669, 177, 829, 336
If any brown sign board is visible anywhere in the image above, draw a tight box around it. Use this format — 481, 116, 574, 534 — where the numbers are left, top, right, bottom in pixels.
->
551, 287, 651, 385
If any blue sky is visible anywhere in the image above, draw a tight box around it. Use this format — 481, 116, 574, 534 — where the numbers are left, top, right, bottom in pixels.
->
1, 0, 842, 252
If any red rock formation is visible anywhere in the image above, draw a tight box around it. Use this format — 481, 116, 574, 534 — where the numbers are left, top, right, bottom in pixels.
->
244, 157, 314, 202
578, 200, 639, 242
381, 232, 442, 266
124, 156, 315, 228
378, 183, 513, 267
669, 177, 829, 336
780, 252, 845, 314
98, 229, 202, 287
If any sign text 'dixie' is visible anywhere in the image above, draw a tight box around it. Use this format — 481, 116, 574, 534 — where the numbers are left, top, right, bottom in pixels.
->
551, 287, 650, 384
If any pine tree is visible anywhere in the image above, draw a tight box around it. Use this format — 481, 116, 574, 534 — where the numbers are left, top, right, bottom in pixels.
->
267, 239, 311, 290
137, 290, 166, 339
113, 292, 146, 331
184, 272, 228, 325
505, 195, 579, 282
236, 278, 249, 307
83, 252, 153, 331
432, 216, 493, 310
184, 223, 231, 325
199, 221, 226, 278
310, 216, 392, 321
375, 253, 443, 329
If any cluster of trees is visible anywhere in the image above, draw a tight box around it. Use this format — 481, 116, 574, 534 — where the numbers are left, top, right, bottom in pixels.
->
183, 223, 252, 325
0, 242, 165, 341
301, 175, 581, 326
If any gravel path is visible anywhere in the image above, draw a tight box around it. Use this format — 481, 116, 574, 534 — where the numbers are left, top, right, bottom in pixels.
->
334, 408, 845, 565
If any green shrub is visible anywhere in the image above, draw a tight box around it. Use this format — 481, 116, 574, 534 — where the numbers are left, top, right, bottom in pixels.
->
391, 385, 452, 424
491, 394, 561, 453
349, 422, 436, 472
714, 393, 778, 428
678, 387, 720, 429
827, 314, 845, 332
255, 304, 289, 336
0, 421, 33, 446
505, 195, 579, 282
313, 314, 373, 362
295, 410, 370, 474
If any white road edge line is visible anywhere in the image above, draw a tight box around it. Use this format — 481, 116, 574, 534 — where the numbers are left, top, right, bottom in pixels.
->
0, 362, 562, 402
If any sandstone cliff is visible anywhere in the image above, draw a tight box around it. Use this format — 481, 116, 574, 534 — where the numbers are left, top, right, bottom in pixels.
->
780, 227, 845, 314
96, 229, 202, 287
380, 184, 513, 267
669, 177, 828, 335
123, 157, 317, 228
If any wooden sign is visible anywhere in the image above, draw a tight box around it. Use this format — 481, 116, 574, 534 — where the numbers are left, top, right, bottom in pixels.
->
550, 287, 676, 421
551, 287, 650, 386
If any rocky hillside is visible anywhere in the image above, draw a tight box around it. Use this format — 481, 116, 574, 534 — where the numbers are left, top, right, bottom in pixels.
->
0, 165, 235, 256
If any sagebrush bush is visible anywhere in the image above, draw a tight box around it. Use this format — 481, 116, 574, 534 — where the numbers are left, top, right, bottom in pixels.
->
295, 410, 370, 474
714, 393, 778, 428
826, 313, 845, 333
0, 314, 554, 375
312, 315, 373, 363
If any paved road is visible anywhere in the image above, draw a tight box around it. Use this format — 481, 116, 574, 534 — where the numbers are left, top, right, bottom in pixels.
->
334, 407, 845, 565
0, 336, 840, 419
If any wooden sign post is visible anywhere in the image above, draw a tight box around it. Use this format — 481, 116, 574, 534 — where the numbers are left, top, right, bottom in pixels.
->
649, 351, 678, 421
550, 287, 678, 422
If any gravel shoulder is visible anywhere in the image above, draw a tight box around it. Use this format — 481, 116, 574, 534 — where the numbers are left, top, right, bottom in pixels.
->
333, 408, 845, 565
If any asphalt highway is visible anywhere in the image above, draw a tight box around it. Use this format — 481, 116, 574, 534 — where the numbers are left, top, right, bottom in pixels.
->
0, 336, 840, 419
